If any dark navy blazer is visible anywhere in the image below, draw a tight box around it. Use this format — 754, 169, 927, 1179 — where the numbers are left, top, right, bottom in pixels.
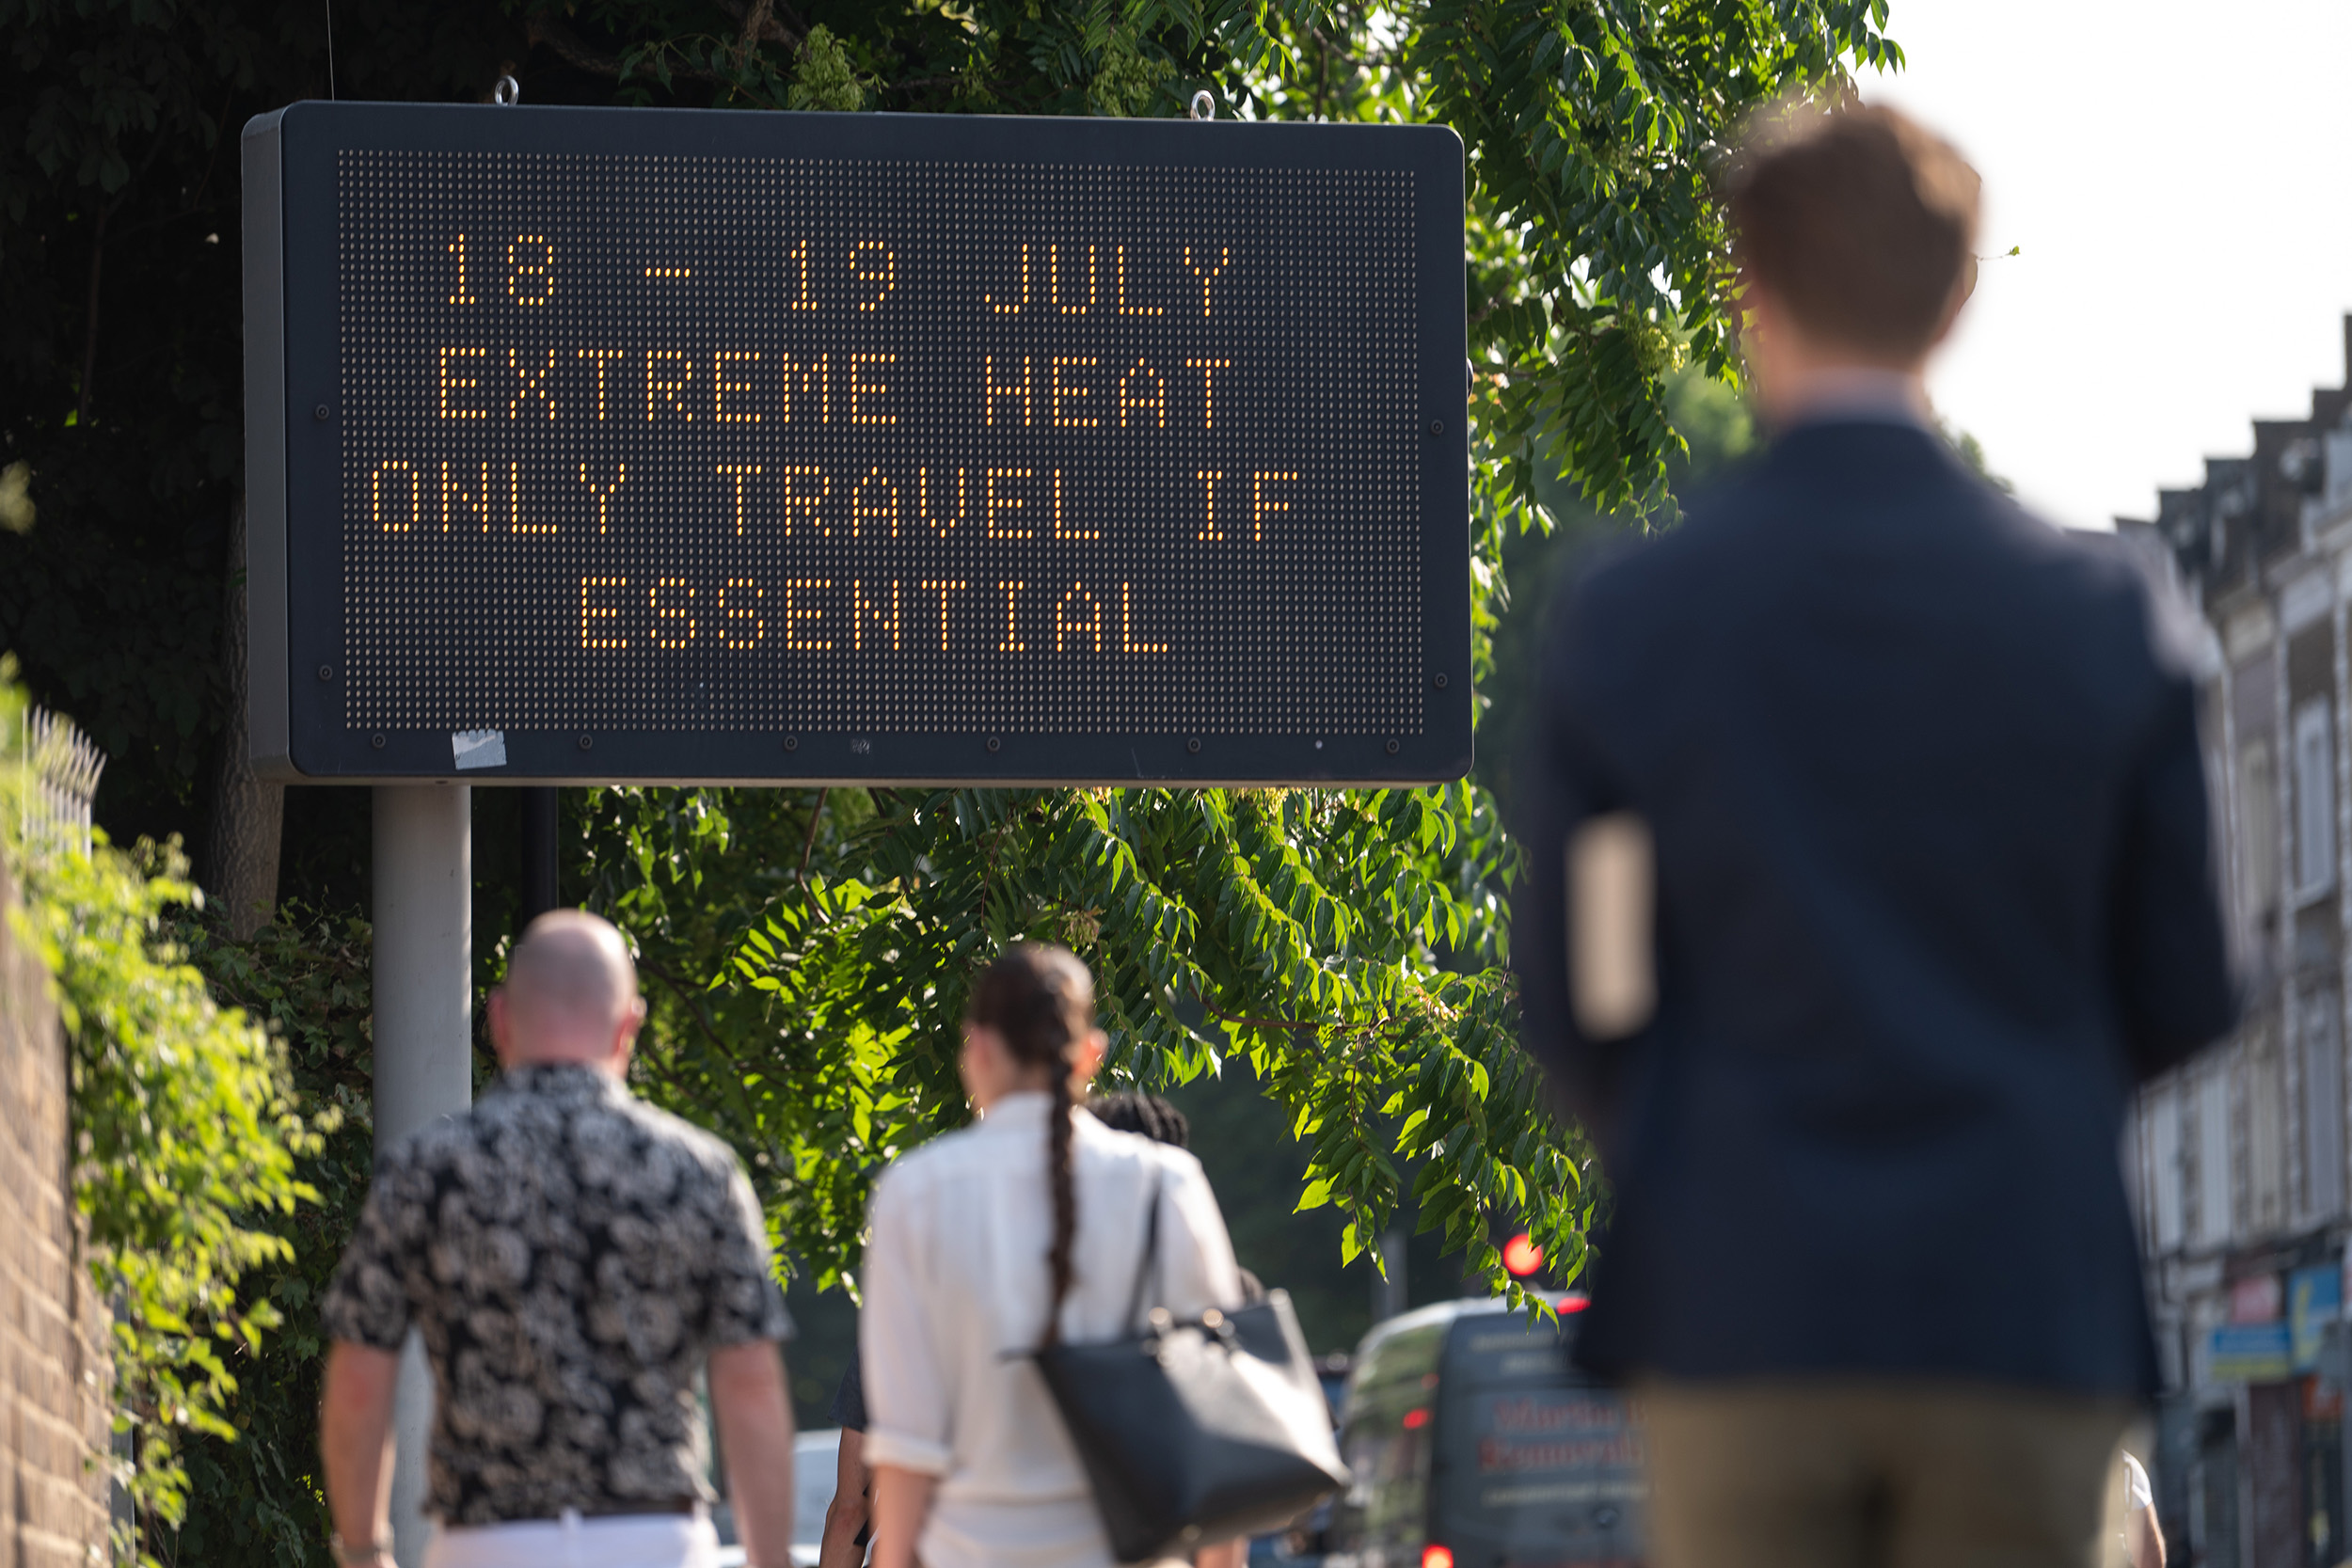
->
1513, 419, 2238, 1397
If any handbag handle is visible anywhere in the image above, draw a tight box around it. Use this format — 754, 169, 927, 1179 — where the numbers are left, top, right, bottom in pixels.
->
1123, 1168, 1166, 1333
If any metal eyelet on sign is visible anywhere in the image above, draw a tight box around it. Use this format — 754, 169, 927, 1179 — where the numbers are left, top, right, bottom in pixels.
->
1189, 89, 1216, 121
493, 75, 520, 106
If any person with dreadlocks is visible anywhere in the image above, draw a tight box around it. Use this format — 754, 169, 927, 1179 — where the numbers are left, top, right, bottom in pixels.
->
860, 945, 1245, 1568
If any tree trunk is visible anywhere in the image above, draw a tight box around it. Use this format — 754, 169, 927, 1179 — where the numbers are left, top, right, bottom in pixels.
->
203, 490, 285, 938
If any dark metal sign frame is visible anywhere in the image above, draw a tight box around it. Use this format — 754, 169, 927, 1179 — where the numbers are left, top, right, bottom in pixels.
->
243, 101, 1468, 785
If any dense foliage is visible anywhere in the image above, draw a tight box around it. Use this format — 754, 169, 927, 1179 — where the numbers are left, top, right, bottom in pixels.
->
0, 679, 324, 1564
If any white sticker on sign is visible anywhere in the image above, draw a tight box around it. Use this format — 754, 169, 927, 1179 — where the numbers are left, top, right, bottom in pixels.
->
452, 729, 507, 769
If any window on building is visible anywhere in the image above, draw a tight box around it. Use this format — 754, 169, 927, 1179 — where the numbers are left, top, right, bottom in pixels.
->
2296, 700, 2336, 899
2191, 1069, 2233, 1250
2243, 739, 2279, 921
2149, 1085, 2185, 1253
2307, 995, 2346, 1221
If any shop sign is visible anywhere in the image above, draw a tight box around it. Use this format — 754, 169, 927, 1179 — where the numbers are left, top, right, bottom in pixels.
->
2290, 1262, 2343, 1370
2210, 1322, 2294, 1383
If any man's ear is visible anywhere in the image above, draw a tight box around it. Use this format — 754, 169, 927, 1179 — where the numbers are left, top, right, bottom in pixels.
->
487, 989, 516, 1068
609, 995, 647, 1069
1072, 1028, 1108, 1085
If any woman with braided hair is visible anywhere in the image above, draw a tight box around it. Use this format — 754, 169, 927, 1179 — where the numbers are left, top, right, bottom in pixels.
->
861, 945, 1245, 1568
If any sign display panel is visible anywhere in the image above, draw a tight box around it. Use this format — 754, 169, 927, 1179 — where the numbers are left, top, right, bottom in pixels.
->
244, 102, 1468, 783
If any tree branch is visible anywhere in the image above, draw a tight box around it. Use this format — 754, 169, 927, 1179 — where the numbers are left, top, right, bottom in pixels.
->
797, 788, 830, 924
527, 13, 631, 79
714, 0, 803, 51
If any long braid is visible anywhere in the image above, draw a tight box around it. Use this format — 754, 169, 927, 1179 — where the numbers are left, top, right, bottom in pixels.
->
968, 943, 1096, 1351
1043, 1067, 1078, 1346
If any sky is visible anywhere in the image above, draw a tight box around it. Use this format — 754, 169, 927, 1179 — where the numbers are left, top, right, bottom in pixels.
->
1863, 0, 2352, 530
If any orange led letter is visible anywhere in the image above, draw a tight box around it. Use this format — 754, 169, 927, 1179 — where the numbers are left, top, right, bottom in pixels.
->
849, 354, 898, 425
1050, 357, 1099, 428
1050, 244, 1097, 314
787, 238, 818, 311
508, 235, 554, 305
920, 579, 968, 650
1120, 582, 1168, 654
1183, 245, 1229, 316
1115, 245, 1163, 317
447, 234, 476, 306
1197, 469, 1222, 542
716, 465, 763, 536
580, 464, 628, 535
646, 350, 694, 421
718, 578, 766, 647
507, 348, 558, 420
578, 349, 625, 420
852, 579, 904, 650
713, 351, 764, 422
985, 243, 1032, 314
372, 461, 421, 532
1185, 358, 1232, 429
997, 580, 1027, 652
985, 469, 1033, 539
649, 578, 697, 647
984, 356, 1034, 427
851, 469, 900, 538
780, 353, 831, 423
784, 579, 834, 649
1053, 583, 1104, 653
581, 576, 628, 649
1118, 360, 1167, 430
437, 347, 487, 420
1051, 470, 1098, 541
780, 466, 831, 537
918, 468, 970, 535
850, 241, 898, 310
1253, 470, 1299, 542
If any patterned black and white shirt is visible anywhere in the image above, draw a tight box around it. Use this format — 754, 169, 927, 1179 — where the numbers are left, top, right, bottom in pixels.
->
320, 1064, 793, 1525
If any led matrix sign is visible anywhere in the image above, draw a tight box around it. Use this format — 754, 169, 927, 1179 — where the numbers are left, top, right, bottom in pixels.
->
244, 102, 1469, 784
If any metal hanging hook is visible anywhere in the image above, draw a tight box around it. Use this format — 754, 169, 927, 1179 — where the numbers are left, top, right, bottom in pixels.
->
493, 74, 521, 106
1188, 89, 1216, 122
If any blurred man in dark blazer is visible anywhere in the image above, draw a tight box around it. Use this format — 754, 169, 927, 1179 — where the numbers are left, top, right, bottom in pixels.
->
1513, 102, 2237, 1568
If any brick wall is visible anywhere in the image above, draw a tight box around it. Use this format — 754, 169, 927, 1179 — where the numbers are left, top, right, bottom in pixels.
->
1, 859, 114, 1568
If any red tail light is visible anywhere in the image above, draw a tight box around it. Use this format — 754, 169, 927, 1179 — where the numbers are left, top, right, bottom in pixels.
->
1557, 1292, 1591, 1314
1402, 1406, 1430, 1430
1422, 1546, 1454, 1568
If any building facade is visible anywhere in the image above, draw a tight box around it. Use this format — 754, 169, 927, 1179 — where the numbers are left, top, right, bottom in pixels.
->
2129, 319, 2352, 1568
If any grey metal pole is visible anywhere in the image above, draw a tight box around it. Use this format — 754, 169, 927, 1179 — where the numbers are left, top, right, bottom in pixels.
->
372, 784, 472, 1568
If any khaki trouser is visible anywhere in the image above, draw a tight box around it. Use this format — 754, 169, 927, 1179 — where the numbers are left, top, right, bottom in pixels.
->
1636, 1381, 2136, 1568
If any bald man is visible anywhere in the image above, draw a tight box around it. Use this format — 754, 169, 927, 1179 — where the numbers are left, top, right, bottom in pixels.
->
317, 911, 797, 1568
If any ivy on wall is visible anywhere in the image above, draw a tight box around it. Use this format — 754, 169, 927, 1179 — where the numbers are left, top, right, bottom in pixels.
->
1, 675, 326, 1565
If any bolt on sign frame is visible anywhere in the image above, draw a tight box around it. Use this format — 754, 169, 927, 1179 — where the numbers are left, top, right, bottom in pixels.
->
243, 101, 1469, 786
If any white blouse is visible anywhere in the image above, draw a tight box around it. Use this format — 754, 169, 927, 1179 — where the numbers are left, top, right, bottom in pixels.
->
861, 1093, 1243, 1568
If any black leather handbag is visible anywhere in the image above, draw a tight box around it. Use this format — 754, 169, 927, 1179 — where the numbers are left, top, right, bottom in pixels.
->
1032, 1175, 1351, 1564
